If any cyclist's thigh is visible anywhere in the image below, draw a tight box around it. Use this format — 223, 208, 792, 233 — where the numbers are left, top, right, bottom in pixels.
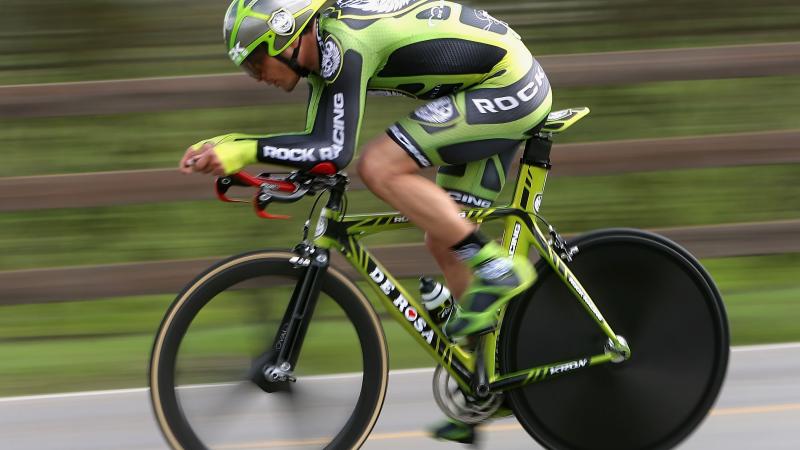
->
387, 58, 552, 207
435, 151, 516, 208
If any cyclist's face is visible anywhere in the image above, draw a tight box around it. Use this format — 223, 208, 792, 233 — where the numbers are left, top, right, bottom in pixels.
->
241, 45, 300, 92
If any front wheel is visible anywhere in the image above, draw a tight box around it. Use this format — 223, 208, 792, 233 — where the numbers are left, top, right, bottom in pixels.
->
500, 229, 729, 450
149, 251, 389, 450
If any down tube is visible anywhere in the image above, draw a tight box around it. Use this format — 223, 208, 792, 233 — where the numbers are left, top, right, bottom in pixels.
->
341, 238, 475, 390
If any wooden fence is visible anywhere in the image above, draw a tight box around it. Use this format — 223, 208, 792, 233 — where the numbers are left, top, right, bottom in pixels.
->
1, 42, 798, 118
0, 219, 798, 305
1, 42, 798, 305
2, 130, 798, 212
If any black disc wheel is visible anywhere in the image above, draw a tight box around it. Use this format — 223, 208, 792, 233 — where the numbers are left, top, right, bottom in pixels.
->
150, 251, 389, 450
500, 229, 729, 450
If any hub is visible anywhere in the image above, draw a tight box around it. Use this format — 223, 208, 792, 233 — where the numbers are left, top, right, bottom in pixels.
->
605, 335, 631, 363
248, 351, 295, 393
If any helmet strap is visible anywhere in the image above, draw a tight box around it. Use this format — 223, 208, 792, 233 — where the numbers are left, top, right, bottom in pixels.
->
274, 35, 311, 78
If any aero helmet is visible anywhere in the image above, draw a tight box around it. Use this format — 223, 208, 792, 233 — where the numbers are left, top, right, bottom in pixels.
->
223, 0, 328, 68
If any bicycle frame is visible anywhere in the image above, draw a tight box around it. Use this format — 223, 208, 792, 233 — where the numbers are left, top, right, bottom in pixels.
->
301, 136, 630, 395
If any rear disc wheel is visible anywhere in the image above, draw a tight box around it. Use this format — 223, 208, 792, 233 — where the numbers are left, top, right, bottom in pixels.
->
500, 229, 729, 450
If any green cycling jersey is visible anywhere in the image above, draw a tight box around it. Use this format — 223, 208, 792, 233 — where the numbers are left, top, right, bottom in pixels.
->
205, 0, 552, 207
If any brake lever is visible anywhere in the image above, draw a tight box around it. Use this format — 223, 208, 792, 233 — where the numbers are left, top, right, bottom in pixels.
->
253, 184, 310, 220
253, 190, 289, 220
215, 176, 249, 203
214, 170, 317, 220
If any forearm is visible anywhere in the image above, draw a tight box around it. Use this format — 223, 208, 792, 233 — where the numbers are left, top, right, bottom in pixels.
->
201, 45, 370, 174
191, 131, 308, 175
255, 129, 353, 171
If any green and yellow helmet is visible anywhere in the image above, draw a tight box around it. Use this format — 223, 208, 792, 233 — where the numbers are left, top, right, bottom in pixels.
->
223, 0, 328, 66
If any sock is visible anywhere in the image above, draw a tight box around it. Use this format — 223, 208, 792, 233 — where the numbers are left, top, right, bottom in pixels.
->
450, 231, 489, 262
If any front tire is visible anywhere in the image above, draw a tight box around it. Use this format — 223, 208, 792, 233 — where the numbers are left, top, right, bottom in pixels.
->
500, 229, 729, 449
149, 251, 389, 449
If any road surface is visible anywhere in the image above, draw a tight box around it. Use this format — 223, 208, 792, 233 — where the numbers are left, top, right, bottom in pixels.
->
0, 343, 798, 449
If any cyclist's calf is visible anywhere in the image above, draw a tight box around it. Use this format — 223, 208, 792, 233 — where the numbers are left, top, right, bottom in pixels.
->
425, 232, 471, 299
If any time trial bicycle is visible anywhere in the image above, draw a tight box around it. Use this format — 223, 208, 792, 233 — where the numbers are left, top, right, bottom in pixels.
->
149, 107, 729, 449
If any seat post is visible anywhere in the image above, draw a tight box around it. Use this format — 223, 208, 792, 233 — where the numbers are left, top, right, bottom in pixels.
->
509, 136, 553, 213
521, 135, 553, 170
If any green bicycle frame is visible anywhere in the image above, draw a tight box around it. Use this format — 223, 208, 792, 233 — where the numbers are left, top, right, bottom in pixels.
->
311, 136, 630, 395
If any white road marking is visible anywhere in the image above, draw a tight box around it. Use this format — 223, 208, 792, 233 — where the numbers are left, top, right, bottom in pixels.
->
2, 342, 798, 403
0, 367, 435, 403
730, 342, 800, 352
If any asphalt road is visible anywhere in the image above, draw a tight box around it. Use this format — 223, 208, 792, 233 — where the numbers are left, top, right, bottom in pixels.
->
0, 343, 798, 450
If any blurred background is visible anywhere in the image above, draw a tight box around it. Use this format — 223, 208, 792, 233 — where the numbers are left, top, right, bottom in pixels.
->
1, 0, 799, 400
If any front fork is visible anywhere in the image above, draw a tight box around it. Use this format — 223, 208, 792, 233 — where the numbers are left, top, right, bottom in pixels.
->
260, 245, 329, 384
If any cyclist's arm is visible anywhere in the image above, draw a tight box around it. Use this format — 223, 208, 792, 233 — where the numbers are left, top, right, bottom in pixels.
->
205, 44, 374, 174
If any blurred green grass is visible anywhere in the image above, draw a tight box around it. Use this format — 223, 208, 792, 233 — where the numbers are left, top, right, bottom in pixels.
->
2, 0, 799, 84
2, 0, 799, 398
0, 253, 797, 396
5, 76, 800, 177
2, 164, 799, 271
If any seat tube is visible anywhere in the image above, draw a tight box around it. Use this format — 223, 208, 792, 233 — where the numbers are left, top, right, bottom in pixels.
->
502, 137, 553, 258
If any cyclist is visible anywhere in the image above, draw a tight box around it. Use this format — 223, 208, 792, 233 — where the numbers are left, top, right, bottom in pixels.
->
180, 0, 552, 443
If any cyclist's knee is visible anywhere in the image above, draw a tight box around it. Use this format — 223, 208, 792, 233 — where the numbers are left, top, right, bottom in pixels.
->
356, 149, 381, 189
357, 135, 419, 189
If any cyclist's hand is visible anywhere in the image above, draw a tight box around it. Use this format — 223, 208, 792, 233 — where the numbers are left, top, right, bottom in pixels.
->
180, 143, 225, 176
